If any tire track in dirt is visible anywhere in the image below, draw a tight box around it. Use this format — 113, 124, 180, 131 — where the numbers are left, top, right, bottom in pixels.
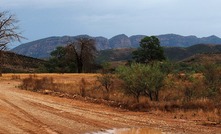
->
0, 80, 153, 130
24, 96, 155, 127
0, 98, 37, 134
0, 98, 60, 134
1, 79, 221, 134
25, 99, 157, 129
8, 113, 43, 134
26, 100, 120, 129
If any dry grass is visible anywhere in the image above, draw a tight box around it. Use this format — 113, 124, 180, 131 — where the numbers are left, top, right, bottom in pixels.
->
2, 73, 221, 124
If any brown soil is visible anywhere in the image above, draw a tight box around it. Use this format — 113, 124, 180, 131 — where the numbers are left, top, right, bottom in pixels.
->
0, 79, 220, 134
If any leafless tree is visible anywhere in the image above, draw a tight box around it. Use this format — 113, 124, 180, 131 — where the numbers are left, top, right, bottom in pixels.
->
0, 11, 23, 76
67, 37, 97, 73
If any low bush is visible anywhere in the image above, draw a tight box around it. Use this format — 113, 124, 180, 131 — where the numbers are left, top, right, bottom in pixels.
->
20, 75, 54, 91
11, 74, 21, 80
95, 73, 115, 100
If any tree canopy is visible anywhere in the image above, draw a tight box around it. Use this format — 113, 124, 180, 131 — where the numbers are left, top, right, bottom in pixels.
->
132, 36, 165, 63
45, 46, 77, 73
67, 37, 97, 73
116, 63, 166, 102
45, 37, 97, 73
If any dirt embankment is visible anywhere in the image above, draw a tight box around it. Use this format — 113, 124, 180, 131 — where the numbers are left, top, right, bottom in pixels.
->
0, 79, 220, 134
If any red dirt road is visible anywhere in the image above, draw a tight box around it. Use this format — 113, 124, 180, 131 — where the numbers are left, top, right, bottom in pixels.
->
0, 79, 220, 134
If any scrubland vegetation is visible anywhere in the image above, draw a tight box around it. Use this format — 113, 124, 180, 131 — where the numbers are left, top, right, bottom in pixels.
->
5, 60, 218, 124
5, 36, 218, 125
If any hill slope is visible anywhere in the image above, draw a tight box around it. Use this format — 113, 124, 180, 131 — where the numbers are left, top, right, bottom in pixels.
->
182, 53, 221, 64
97, 44, 221, 62
11, 34, 221, 59
1, 51, 46, 73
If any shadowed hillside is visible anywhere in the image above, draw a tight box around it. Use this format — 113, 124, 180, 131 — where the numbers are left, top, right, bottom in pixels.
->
2, 51, 46, 73
164, 44, 221, 61
97, 44, 221, 62
182, 53, 221, 64
97, 48, 135, 63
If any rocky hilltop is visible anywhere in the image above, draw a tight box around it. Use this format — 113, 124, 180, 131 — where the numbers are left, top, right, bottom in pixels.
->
109, 34, 132, 48
11, 34, 221, 58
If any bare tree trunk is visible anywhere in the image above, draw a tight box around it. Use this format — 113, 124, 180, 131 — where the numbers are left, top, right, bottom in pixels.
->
135, 92, 140, 103
77, 60, 83, 73
149, 91, 153, 101
136, 96, 140, 103
0, 67, 2, 77
0, 50, 3, 77
154, 91, 159, 101
0, 51, 2, 77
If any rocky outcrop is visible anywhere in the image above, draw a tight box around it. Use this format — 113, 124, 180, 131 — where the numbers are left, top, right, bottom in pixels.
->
129, 35, 146, 48
109, 34, 132, 48
95, 37, 109, 50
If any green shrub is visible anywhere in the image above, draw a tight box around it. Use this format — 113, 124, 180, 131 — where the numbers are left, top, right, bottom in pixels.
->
203, 63, 221, 98
116, 63, 166, 102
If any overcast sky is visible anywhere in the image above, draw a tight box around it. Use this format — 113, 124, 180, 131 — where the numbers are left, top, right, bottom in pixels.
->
1, 0, 221, 46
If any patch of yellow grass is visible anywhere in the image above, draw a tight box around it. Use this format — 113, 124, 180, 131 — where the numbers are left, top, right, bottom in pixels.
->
3, 73, 221, 124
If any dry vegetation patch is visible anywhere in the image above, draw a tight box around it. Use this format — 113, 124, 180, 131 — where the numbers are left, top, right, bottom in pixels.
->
4, 73, 221, 125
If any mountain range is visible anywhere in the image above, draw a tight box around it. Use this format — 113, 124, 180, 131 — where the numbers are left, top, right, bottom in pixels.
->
11, 34, 221, 59
4, 44, 221, 73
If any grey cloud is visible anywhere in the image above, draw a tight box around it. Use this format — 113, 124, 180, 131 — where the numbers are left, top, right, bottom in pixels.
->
2, 0, 221, 43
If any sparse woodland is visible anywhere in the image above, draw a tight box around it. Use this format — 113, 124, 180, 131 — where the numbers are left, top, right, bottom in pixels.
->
0, 10, 220, 126
16, 36, 221, 124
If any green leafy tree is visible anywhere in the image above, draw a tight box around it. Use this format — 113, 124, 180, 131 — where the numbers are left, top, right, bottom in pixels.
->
144, 63, 166, 101
46, 37, 97, 73
132, 36, 165, 64
45, 46, 76, 73
116, 63, 148, 102
116, 63, 166, 102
